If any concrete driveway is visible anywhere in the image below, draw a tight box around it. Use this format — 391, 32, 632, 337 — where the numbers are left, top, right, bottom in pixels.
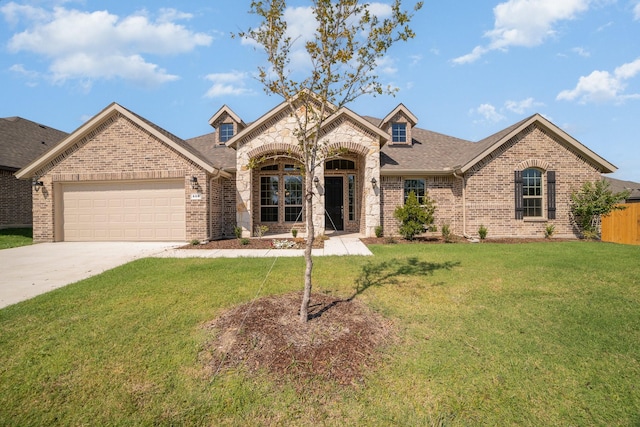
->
0, 242, 179, 309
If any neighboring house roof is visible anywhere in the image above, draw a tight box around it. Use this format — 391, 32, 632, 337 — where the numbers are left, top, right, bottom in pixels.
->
16, 103, 230, 179
0, 117, 67, 171
603, 176, 640, 202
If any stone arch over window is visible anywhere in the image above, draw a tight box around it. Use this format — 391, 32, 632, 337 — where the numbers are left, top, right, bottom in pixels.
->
247, 143, 303, 161
517, 158, 552, 171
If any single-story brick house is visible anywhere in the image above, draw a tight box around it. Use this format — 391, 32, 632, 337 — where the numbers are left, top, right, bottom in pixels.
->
1, 117, 67, 228
16, 97, 618, 242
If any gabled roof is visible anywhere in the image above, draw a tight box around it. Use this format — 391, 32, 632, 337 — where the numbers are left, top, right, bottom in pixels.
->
317, 107, 390, 145
0, 117, 67, 171
458, 113, 617, 173
380, 103, 418, 128
16, 103, 229, 179
226, 91, 338, 149
208, 105, 246, 128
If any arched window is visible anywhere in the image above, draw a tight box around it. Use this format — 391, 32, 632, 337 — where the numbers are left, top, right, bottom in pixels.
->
514, 169, 556, 219
522, 168, 543, 217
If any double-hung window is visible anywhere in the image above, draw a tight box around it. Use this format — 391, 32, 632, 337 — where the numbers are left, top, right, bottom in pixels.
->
284, 176, 303, 222
404, 178, 425, 204
260, 176, 279, 222
219, 123, 234, 143
392, 123, 407, 143
522, 169, 543, 217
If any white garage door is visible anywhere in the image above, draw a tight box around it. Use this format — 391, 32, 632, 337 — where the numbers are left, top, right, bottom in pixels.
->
60, 180, 186, 241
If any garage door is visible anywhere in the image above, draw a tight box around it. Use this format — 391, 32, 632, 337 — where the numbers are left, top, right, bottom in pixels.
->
60, 180, 185, 241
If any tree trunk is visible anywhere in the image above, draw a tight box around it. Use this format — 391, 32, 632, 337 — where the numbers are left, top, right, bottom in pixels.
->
299, 172, 315, 322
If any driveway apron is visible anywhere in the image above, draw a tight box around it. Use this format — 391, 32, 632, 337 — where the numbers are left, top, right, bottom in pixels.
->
0, 242, 179, 309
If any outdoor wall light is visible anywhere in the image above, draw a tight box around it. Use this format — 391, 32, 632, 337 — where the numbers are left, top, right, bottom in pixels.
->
370, 177, 377, 187
190, 176, 198, 189
32, 179, 44, 191
313, 176, 320, 184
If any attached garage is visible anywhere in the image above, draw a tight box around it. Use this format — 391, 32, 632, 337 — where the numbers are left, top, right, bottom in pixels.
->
57, 180, 186, 242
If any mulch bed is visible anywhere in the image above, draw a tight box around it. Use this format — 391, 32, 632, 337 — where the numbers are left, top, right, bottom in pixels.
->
200, 292, 394, 387
360, 235, 576, 245
180, 237, 324, 250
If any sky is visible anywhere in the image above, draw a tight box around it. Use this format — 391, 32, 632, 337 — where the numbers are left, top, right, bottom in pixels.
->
1, 0, 639, 182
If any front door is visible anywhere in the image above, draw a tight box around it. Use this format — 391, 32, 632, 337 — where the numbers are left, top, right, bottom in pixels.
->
324, 176, 344, 231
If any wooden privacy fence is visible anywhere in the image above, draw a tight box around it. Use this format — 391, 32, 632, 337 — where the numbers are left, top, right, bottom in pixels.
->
601, 203, 640, 245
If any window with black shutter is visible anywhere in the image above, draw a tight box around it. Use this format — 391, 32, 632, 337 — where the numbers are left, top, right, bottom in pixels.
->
515, 170, 523, 219
547, 171, 556, 219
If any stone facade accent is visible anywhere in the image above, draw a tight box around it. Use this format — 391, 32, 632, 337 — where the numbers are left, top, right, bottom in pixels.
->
236, 112, 381, 237
0, 169, 32, 228
31, 113, 213, 242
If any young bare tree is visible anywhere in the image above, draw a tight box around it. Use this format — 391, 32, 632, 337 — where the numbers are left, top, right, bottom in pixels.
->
240, 0, 422, 322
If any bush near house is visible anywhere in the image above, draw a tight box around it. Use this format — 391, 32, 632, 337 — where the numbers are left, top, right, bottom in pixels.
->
394, 191, 435, 240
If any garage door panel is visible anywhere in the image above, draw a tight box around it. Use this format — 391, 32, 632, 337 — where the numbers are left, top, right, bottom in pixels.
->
61, 180, 186, 242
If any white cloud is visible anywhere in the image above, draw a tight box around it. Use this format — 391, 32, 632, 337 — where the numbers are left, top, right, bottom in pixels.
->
472, 104, 506, 123
1, 3, 212, 88
634, 2, 640, 21
204, 72, 253, 98
557, 58, 640, 103
505, 98, 545, 114
572, 47, 591, 57
453, 0, 590, 64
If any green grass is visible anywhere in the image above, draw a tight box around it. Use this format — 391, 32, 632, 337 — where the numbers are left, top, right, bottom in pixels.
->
0, 228, 32, 249
1, 242, 639, 425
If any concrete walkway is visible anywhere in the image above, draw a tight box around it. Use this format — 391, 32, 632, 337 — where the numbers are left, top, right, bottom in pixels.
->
155, 233, 373, 258
0, 235, 371, 309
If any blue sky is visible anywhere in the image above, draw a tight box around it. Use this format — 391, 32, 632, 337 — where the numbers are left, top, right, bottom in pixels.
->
1, 0, 639, 182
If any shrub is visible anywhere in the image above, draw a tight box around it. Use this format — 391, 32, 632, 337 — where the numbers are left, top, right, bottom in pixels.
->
190, 239, 200, 246
234, 226, 242, 239
570, 179, 630, 239
393, 191, 436, 240
240, 238, 250, 245
478, 225, 488, 240
441, 223, 453, 243
254, 225, 269, 238
374, 225, 383, 238
544, 224, 556, 239
291, 229, 298, 238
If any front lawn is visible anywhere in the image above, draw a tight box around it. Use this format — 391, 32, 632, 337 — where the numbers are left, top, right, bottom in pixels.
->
0, 242, 638, 425
0, 228, 32, 249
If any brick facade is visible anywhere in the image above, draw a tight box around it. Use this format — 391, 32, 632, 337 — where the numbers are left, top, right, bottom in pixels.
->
30, 113, 213, 242
380, 124, 602, 239
0, 169, 32, 227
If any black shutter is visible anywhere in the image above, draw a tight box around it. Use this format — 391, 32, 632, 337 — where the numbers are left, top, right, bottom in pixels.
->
515, 170, 523, 219
547, 171, 556, 220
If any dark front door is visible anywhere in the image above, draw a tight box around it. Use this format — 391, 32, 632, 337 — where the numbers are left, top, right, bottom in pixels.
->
324, 176, 344, 231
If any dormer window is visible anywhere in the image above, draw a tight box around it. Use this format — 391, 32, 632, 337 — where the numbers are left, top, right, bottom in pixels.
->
219, 123, 234, 143
392, 123, 407, 143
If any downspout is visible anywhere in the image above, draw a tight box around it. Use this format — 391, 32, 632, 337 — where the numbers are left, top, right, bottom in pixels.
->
209, 169, 222, 241
452, 170, 470, 239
